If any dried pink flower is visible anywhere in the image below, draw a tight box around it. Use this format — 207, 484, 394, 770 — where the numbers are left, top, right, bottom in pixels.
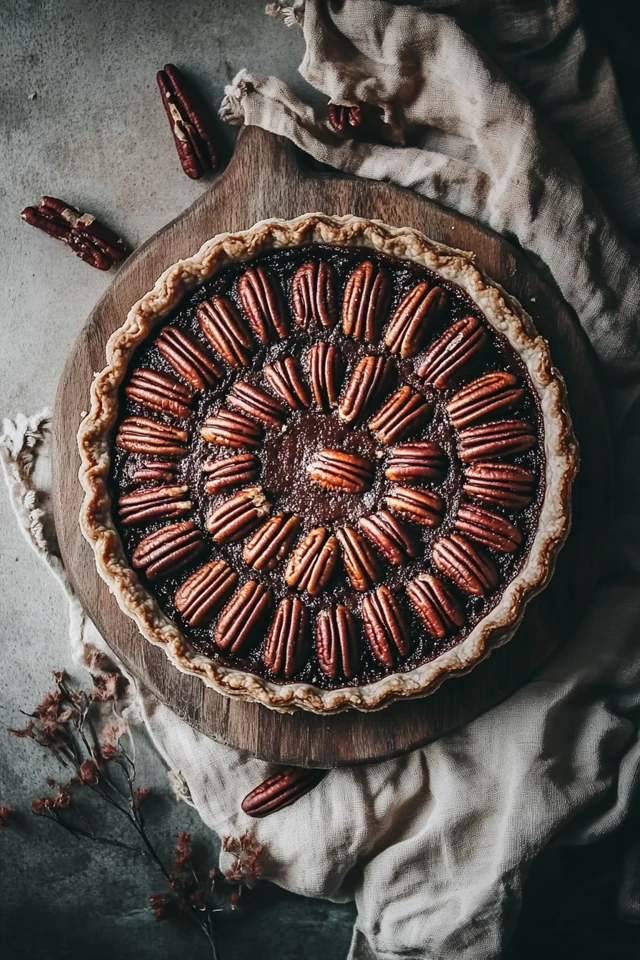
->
91, 672, 122, 701
9, 720, 35, 739
172, 830, 193, 871
0, 806, 14, 828
79, 759, 99, 784
222, 832, 263, 885
149, 892, 174, 920
133, 786, 151, 808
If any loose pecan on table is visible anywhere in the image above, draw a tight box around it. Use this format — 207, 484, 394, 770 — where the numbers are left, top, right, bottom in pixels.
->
342, 260, 391, 341
215, 581, 273, 655
125, 368, 194, 419
197, 295, 254, 367
418, 315, 488, 388
339, 354, 392, 425
291, 260, 338, 329
358, 510, 419, 566
406, 574, 465, 638
264, 356, 311, 409
242, 513, 301, 571
131, 520, 205, 581
206, 486, 271, 543
432, 533, 499, 597
285, 527, 340, 596
242, 767, 327, 818
385, 441, 447, 485
228, 381, 288, 427
116, 417, 188, 457
457, 419, 536, 463
384, 485, 445, 528
263, 596, 310, 678
336, 525, 381, 592
307, 448, 374, 493
327, 102, 363, 135
201, 408, 264, 448
175, 560, 237, 627
21, 196, 129, 270
362, 585, 412, 667
156, 327, 222, 390
117, 483, 191, 526
462, 462, 535, 510
203, 453, 260, 494
308, 342, 344, 412
238, 266, 288, 343
315, 605, 360, 679
156, 63, 219, 179
385, 282, 447, 358
369, 386, 432, 444
454, 504, 522, 553
447, 372, 524, 429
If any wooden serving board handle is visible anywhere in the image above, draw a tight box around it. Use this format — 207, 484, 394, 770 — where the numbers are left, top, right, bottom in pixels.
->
52, 127, 611, 767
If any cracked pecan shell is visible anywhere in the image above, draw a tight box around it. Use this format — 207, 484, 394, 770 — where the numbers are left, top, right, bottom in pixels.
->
215, 580, 273, 655
131, 520, 205, 581
175, 560, 237, 627
336, 526, 381, 592
385, 281, 446, 358
238, 265, 288, 342
406, 573, 465, 638
316, 604, 360, 679
116, 417, 188, 457
285, 527, 339, 596
241, 767, 326, 818
307, 448, 374, 493
228, 381, 288, 427
308, 342, 343, 412
125, 368, 194, 419
339, 354, 392, 425
201, 409, 264, 449
264, 596, 310, 677
203, 453, 260, 494
463, 462, 536, 510
264, 356, 311, 409
206, 486, 271, 543
432, 533, 499, 596
369, 386, 431, 444
197, 295, 254, 367
359, 510, 419, 565
458, 419, 536, 462
447, 372, 524, 428
454, 504, 523, 553
362, 585, 412, 667
243, 513, 301, 571
156, 326, 222, 390
385, 441, 447, 485
291, 260, 338, 330
342, 260, 391, 341
418, 315, 488, 388
117, 483, 191, 526
384, 485, 445, 528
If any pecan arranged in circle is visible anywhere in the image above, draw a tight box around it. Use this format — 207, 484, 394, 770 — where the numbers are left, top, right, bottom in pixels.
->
447, 372, 524, 429
458, 419, 536, 462
369, 386, 432, 444
238, 265, 288, 342
201, 409, 264, 449
215, 581, 273, 655
228, 381, 288, 427
285, 527, 339, 596
242, 767, 327, 818
327, 102, 363, 134
454, 504, 523, 553
463, 462, 536, 510
203, 453, 260, 494
264, 356, 311, 409
291, 261, 338, 330
316, 605, 360, 679
339, 354, 392, 425
418, 315, 488, 388
131, 459, 180, 484
243, 513, 301, 571
197, 295, 254, 367
116, 417, 188, 457
384, 486, 445, 528
342, 260, 391, 341
432, 534, 499, 596
156, 63, 219, 179
117, 484, 191, 526
362, 586, 412, 667
206, 486, 270, 543
307, 448, 374, 493
359, 510, 419, 565
175, 560, 237, 627
308, 342, 343, 412
156, 327, 222, 391
385, 282, 446, 358
125, 368, 194, 419
336, 526, 381, 591
406, 574, 465, 638
21, 195, 129, 270
264, 596, 310, 677
131, 520, 205, 581
385, 441, 447, 485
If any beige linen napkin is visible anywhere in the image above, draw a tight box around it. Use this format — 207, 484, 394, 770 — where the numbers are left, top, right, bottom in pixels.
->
4, 2, 640, 957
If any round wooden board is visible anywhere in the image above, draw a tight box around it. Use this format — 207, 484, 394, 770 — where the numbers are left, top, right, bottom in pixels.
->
52, 127, 611, 767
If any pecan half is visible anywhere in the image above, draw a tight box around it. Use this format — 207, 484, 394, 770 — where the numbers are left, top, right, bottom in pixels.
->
308, 342, 343, 412
116, 417, 188, 457
156, 63, 218, 179
156, 327, 222, 390
463, 462, 535, 510
385, 441, 447, 485
458, 419, 536, 462
131, 520, 205, 581
406, 574, 465, 638
339, 355, 392, 425
206, 486, 270, 543
307, 448, 374, 493
201, 409, 264, 449
336, 526, 381, 591
291, 261, 338, 330
117, 483, 191, 526
327, 102, 363, 134
21, 196, 129, 270
215, 581, 273, 655
447, 372, 524, 428
418, 315, 488, 388
316, 605, 360, 679
285, 528, 339, 596
131, 459, 180, 484
264, 596, 310, 677
369, 386, 432, 444
362, 586, 412, 667
385, 282, 446, 358
358, 510, 419, 565
125, 368, 194, 419
342, 260, 391, 341
454, 504, 523, 553
197, 295, 254, 367
243, 513, 301, 571
384, 486, 445, 528
228, 381, 288, 427
238, 266, 288, 342
203, 453, 260, 494
241, 767, 326, 818
175, 560, 237, 627
264, 356, 311, 409
432, 533, 499, 596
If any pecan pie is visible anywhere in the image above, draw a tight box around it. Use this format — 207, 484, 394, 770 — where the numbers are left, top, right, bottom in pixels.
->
78, 214, 578, 713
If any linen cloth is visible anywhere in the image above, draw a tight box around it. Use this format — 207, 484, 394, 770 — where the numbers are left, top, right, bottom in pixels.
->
3, 2, 640, 957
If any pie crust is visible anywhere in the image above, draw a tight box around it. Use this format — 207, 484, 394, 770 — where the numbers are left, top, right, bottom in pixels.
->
78, 214, 578, 713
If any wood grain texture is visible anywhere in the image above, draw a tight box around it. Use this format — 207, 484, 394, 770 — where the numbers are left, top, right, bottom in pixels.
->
52, 127, 611, 767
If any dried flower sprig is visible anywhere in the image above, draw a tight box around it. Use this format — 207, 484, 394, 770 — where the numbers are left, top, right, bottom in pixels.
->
8, 669, 262, 958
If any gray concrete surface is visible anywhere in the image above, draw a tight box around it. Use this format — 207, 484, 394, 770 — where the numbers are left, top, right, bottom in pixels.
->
0, 2, 354, 956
